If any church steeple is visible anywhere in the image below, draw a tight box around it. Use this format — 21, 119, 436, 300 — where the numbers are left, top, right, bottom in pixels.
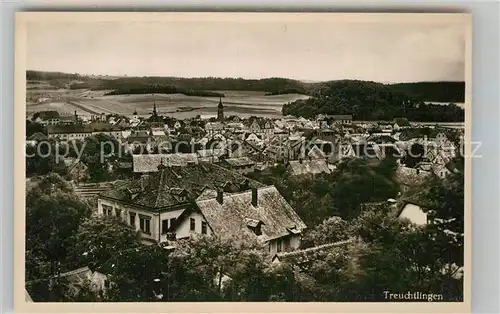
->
153, 101, 157, 117
157, 158, 166, 171
217, 97, 224, 122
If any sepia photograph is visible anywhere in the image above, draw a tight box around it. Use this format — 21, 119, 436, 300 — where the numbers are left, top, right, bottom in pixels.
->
16, 12, 471, 311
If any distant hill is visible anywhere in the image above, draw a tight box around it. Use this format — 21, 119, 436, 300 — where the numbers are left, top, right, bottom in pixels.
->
26, 70, 80, 80
26, 70, 465, 116
388, 81, 465, 103
282, 80, 464, 122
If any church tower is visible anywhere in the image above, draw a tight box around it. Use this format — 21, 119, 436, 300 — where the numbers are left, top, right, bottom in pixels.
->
152, 101, 158, 118
217, 97, 224, 122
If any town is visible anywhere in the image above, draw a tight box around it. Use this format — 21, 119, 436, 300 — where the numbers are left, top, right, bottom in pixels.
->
25, 95, 465, 302
22, 11, 468, 304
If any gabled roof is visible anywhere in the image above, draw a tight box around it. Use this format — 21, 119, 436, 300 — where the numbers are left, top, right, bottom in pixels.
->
307, 145, 326, 159
246, 117, 273, 129
100, 163, 265, 210
36, 111, 60, 120
288, 159, 331, 176
59, 115, 76, 122
394, 165, 432, 186
132, 154, 198, 173
197, 148, 225, 158
194, 186, 307, 242
272, 238, 355, 264
205, 122, 224, 130
47, 124, 93, 134
351, 143, 378, 159
223, 157, 255, 167
366, 134, 397, 144
394, 118, 411, 126
27, 132, 48, 141
325, 115, 353, 120
90, 122, 123, 132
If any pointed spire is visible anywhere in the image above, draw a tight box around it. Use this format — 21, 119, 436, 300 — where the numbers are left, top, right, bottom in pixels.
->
157, 158, 166, 170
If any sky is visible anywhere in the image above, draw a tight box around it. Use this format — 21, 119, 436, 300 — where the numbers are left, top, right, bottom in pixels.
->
25, 15, 467, 83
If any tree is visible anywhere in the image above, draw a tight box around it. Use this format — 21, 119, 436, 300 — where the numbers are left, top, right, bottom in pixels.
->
80, 134, 120, 182
103, 244, 172, 302
71, 216, 142, 270
412, 160, 465, 299
26, 120, 46, 137
26, 138, 58, 176
301, 216, 353, 248
330, 158, 399, 219
104, 236, 278, 302
347, 195, 464, 301
401, 143, 425, 168
25, 173, 92, 281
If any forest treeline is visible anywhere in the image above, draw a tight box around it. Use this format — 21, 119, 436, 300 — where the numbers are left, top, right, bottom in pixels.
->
282, 80, 465, 122
27, 70, 465, 104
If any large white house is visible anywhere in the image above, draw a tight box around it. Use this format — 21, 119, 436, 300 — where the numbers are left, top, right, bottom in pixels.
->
97, 163, 306, 254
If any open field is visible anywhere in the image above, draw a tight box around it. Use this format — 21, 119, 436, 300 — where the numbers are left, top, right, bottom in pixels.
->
425, 101, 465, 109
26, 82, 311, 119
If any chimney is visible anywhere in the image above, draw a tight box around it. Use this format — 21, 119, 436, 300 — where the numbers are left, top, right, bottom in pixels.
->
216, 189, 223, 204
141, 174, 149, 191
251, 187, 258, 207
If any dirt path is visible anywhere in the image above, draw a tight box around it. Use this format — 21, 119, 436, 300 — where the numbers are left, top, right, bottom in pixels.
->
66, 100, 102, 115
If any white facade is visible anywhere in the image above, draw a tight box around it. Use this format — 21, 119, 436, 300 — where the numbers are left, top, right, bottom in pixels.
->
398, 203, 428, 225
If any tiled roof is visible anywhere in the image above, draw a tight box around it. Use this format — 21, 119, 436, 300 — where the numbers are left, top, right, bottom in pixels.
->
132, 154, 199, 173
37, 111, 60, 119
351, 143, 378, 158
223, 157, 255, 167
61, 157, 84, 171
307, 145, 326, 159
47, 124, 93, 134
59, 115, 76, 122
394, 165, 432, 186
366, 134, 397, 144
273, 238, 355, 264
91, 122, 122, 132
195, 186, 307, 242
152, 130, 166, 136
100, 163, 265, 210
27, 132, 48, 141
288, 159, 331, 176
325, 115, 353, 120
197, 149, 225, 158
205, 122, 224, 130
394, 118, 411, 126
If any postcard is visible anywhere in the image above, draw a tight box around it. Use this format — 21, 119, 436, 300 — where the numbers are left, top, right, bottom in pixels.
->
15, 12, 471, 313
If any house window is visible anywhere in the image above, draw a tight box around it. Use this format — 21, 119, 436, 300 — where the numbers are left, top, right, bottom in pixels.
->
277, 239, 283, 253
129, 212, 136, 226
139, 216, 151, 234
201, 221, 208, 235
162, 219, 169, 234
283, 237, 290, 251
254, 224, 262, 236
103, 205, 113, 216
115, 208, 121, 218
190, 218, 196, 231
